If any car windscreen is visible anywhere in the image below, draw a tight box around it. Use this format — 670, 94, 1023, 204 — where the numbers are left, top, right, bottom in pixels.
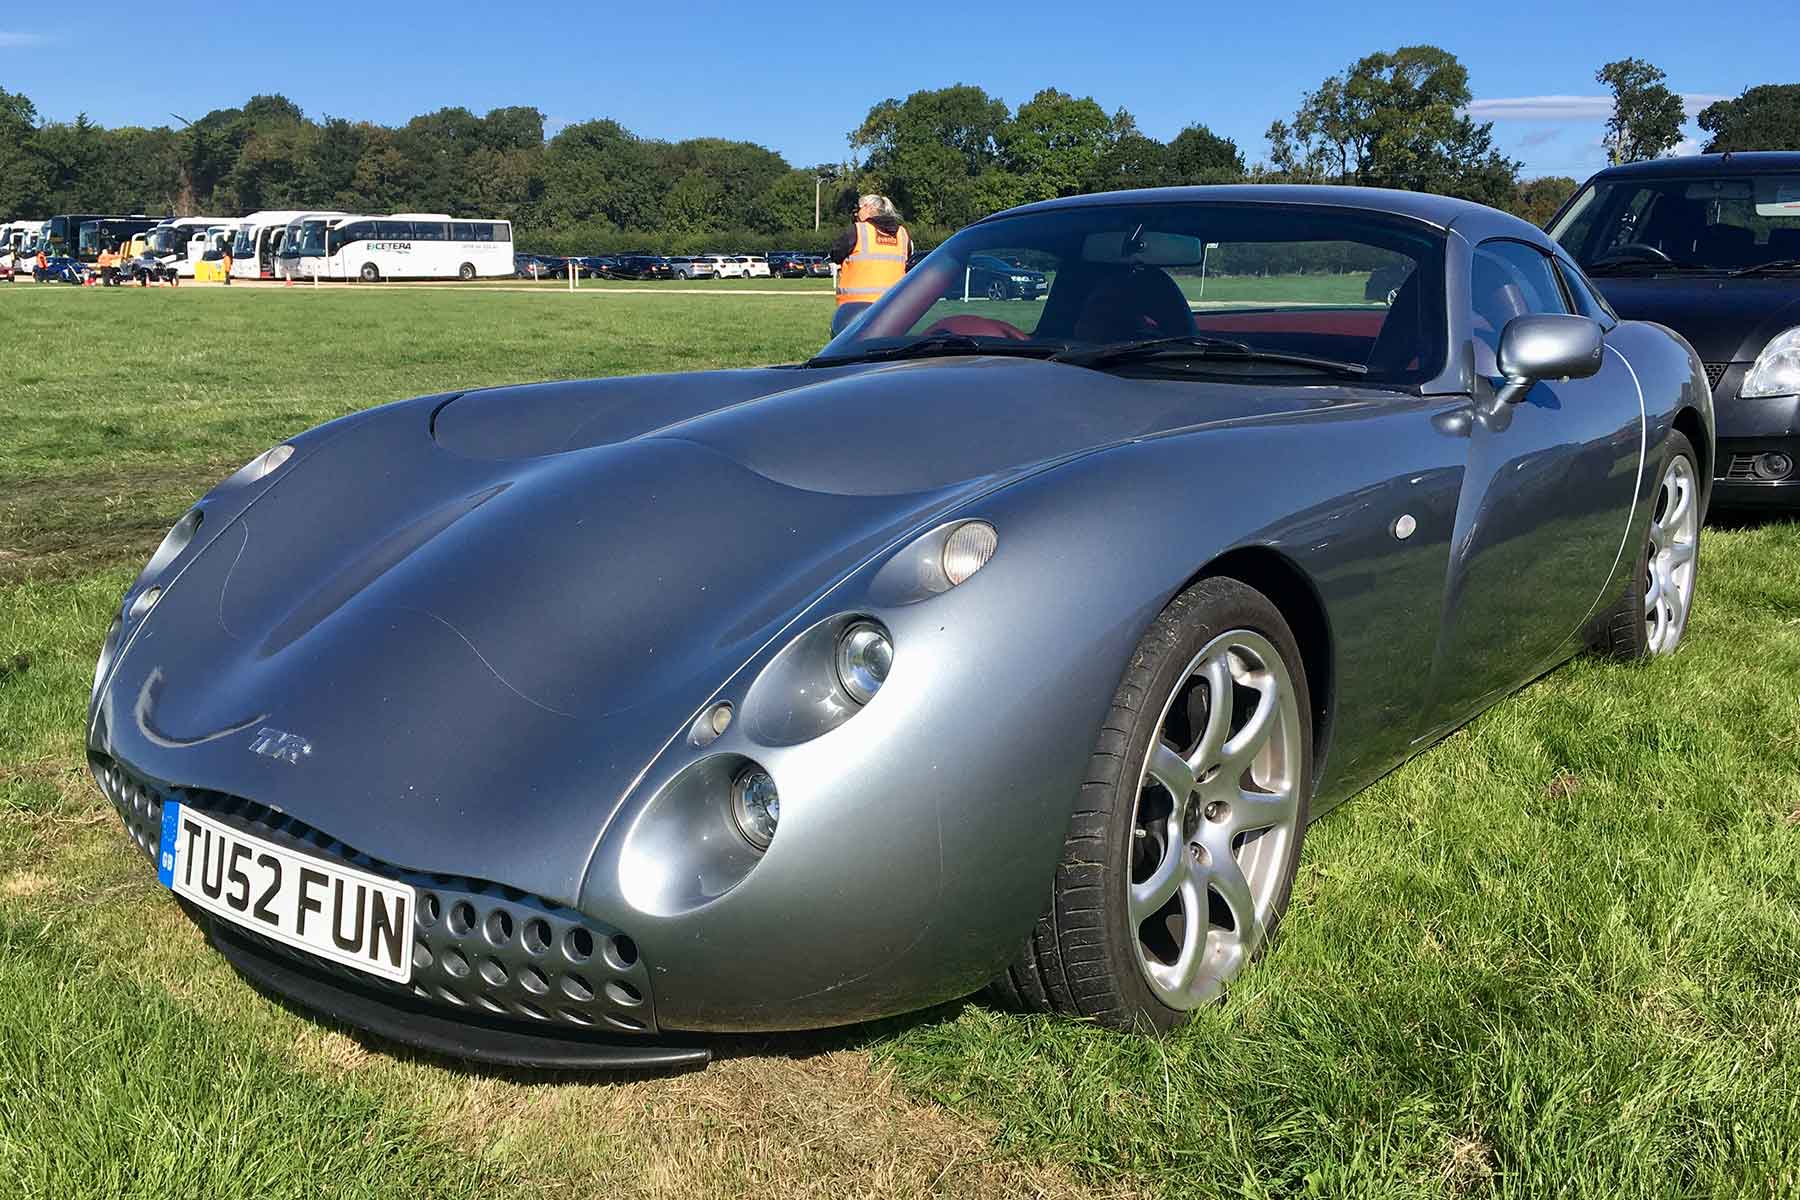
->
816, 201, 1447, 385
1552, 175, 1800, 273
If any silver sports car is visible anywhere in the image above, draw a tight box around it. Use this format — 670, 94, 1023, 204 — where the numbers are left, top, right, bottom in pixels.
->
88, 187, 1713, 1071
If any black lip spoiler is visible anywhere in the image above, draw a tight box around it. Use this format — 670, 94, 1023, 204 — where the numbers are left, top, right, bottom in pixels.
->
202, 912, 713, 1073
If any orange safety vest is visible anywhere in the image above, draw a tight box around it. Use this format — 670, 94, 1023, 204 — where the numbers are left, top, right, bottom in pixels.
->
836, 220, 909, 307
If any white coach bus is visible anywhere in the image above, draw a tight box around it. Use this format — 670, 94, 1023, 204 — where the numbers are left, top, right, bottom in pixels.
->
144, 216, 236, 278
281, 213, 513, 281
230, 210, 344, 280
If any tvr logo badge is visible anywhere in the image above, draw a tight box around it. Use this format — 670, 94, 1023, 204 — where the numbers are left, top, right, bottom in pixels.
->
249, 727, 313, 765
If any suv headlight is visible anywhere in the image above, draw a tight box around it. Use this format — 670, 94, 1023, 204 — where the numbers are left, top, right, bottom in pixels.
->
1741, 326, 1800, 399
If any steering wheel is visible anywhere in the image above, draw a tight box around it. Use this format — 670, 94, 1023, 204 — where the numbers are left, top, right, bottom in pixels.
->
1598, 242, 1672, 265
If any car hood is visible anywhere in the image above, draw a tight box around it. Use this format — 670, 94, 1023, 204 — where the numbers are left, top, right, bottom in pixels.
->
1589, 275, 1800, 362
94, 357, 1368, 905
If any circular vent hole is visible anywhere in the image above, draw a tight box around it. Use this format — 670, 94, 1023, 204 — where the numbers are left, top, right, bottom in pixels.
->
605, 1014, 648, 1033
437, 986, 466, 1007
412, 942, 434, 970
441, 947, 470, 979
519, 965, 549, 996
483, 909, 514, 947
515, 999, 549, 1021
605, 980, 644, 1008
522, 918, 552, 955
560, 1008, 595, 1026
476, 994, 506, 1015
418, 893, 441, 928
563, 927, 594, 963
447, 901, 476, 936
607, 934, 639, 969
561, 972, 594, 1002
478, 957, 508, 987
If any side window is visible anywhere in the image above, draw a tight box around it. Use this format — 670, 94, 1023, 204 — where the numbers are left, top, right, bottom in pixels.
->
1470, 240, 1568, 372
1552, 253, 1616, 325
377, 220, 412, 240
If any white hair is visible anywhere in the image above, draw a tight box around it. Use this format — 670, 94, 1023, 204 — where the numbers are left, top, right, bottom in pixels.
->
858, 194, 900, 220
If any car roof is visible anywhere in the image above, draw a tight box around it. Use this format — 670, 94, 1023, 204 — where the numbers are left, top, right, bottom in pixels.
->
985, 184, 1535, 237
1584, 151, 1800, 181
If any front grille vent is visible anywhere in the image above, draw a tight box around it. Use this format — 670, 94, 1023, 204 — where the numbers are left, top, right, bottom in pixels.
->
90, 754, 656, 1035
1726, 454, 1759, 480
1703, 362, 1729, 390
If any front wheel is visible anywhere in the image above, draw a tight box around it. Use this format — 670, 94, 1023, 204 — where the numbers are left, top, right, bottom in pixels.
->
1593, 430, 1701, 659
458, 262, 476, 281
359, 262, 380, 283
986, 279, 1008, 301
990, 577, 1312, 1030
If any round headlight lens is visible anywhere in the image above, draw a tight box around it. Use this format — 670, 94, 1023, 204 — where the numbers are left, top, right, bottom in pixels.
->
1742, 326, 1800, 399
835, 622, 893, 705
730, 767, 779, 850
942, 521, 998, 586
127, 586, 161, 621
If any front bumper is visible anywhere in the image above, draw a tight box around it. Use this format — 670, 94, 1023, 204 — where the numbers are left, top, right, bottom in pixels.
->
93, 753, 704, 1070
1709, 364, 1800, 507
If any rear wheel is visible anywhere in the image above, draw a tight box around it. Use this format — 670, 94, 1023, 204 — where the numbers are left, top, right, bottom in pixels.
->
359, 262, 380, 283
458, 262, 476, 281
989, 577, 1312, 1030
1593, 431, 1701, 660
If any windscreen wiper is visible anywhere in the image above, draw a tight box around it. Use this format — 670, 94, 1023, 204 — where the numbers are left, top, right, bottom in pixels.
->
1052, 335, 1368, 376
804, 334, 1066, 367
1728, 258, 1800, 278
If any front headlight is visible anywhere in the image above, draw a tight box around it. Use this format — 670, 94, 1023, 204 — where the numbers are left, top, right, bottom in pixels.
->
835, 622, 893, 705
227, 442, 295, 486
1742, 326, 1800, 398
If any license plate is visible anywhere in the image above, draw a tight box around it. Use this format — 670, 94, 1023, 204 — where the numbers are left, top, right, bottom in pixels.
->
158, 801, 415, 984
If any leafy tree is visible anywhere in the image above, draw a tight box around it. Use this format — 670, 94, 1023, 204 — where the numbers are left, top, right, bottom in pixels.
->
1698, 85, 1800, 153
1164, 123, 1244, 184
852, 85, 1013, 227
1509, 176, 1579, 228
1597, 58, 1686, 164
540, 119, 664, 229
1088, 130, 1170, 191
1265, 45, 1519, 205
1000, 89, 1121, 202
0, 86, 48, 216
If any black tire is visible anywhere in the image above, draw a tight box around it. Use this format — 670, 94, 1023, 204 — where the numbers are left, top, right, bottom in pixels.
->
989, 577, 1313, 1031
986, 279, 1007, 301
1592, 429, 1702, 660
359, 262, 380, 283
458, 262, 476, 281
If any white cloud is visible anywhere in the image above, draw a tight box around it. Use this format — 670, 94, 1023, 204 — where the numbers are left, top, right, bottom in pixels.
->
1466, 93, 1734, 121
0, 31, 49, 46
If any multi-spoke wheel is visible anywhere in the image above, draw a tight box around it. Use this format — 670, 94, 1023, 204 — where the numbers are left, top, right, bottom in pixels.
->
1130, 630, 1303, 1009
1595, 430, 1702, 660
988, 577, 1312, 1031
1644, 451, 1699, 654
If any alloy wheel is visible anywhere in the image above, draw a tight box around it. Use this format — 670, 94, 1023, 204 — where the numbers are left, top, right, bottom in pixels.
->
1645, 454, 1699, 654
1128, 629, 1303, 1009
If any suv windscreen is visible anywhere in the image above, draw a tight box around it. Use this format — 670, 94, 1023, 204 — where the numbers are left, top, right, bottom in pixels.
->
1552, 175, 1800, 273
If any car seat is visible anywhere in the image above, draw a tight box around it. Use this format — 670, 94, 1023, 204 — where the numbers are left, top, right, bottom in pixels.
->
1058, 264, 1196, 343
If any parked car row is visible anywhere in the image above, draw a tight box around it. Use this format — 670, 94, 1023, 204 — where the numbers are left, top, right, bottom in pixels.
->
513, 251, 826, 281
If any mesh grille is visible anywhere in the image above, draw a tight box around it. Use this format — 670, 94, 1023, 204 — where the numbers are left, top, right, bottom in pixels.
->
1726, 454, 1760, 480
91, 754, 656, 1035
1704, 362, 1729, 390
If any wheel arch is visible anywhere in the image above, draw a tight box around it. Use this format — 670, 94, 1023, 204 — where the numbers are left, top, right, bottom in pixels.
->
1671, 404, 1711, 515
1183, 546, 1336, 787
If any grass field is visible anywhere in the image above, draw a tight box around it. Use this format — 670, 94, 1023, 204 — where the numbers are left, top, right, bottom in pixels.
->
3, 282, 1799, 1199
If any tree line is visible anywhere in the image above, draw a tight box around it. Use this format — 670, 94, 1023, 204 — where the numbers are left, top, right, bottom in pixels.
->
3, 47, 1795, 255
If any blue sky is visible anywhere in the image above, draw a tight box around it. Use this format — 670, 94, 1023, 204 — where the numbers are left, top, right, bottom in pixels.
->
5, 0, 1795, 181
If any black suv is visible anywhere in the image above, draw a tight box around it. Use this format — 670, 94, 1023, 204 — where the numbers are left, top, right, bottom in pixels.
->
1552, 152, 1800, 508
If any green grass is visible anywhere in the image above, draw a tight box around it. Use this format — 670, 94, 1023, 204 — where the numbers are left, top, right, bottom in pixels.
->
1176, 271, 1377, 305
2, 283, 1799, 1198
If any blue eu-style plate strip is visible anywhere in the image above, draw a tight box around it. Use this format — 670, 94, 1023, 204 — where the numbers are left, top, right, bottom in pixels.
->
157, 799, 182, 887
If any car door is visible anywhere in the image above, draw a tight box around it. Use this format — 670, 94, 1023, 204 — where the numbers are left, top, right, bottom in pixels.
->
1422, 237, 1643, 732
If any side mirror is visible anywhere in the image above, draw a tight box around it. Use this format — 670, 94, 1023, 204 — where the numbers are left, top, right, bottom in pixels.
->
1495, 314, 1604, 405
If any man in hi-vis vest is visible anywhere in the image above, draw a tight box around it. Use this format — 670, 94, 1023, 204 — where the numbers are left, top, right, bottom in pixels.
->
828, 194, 911, 334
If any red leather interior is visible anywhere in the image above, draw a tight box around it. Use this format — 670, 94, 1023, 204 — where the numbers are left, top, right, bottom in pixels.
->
922, 315, 1031, 340
1193, 308, 1387, 338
